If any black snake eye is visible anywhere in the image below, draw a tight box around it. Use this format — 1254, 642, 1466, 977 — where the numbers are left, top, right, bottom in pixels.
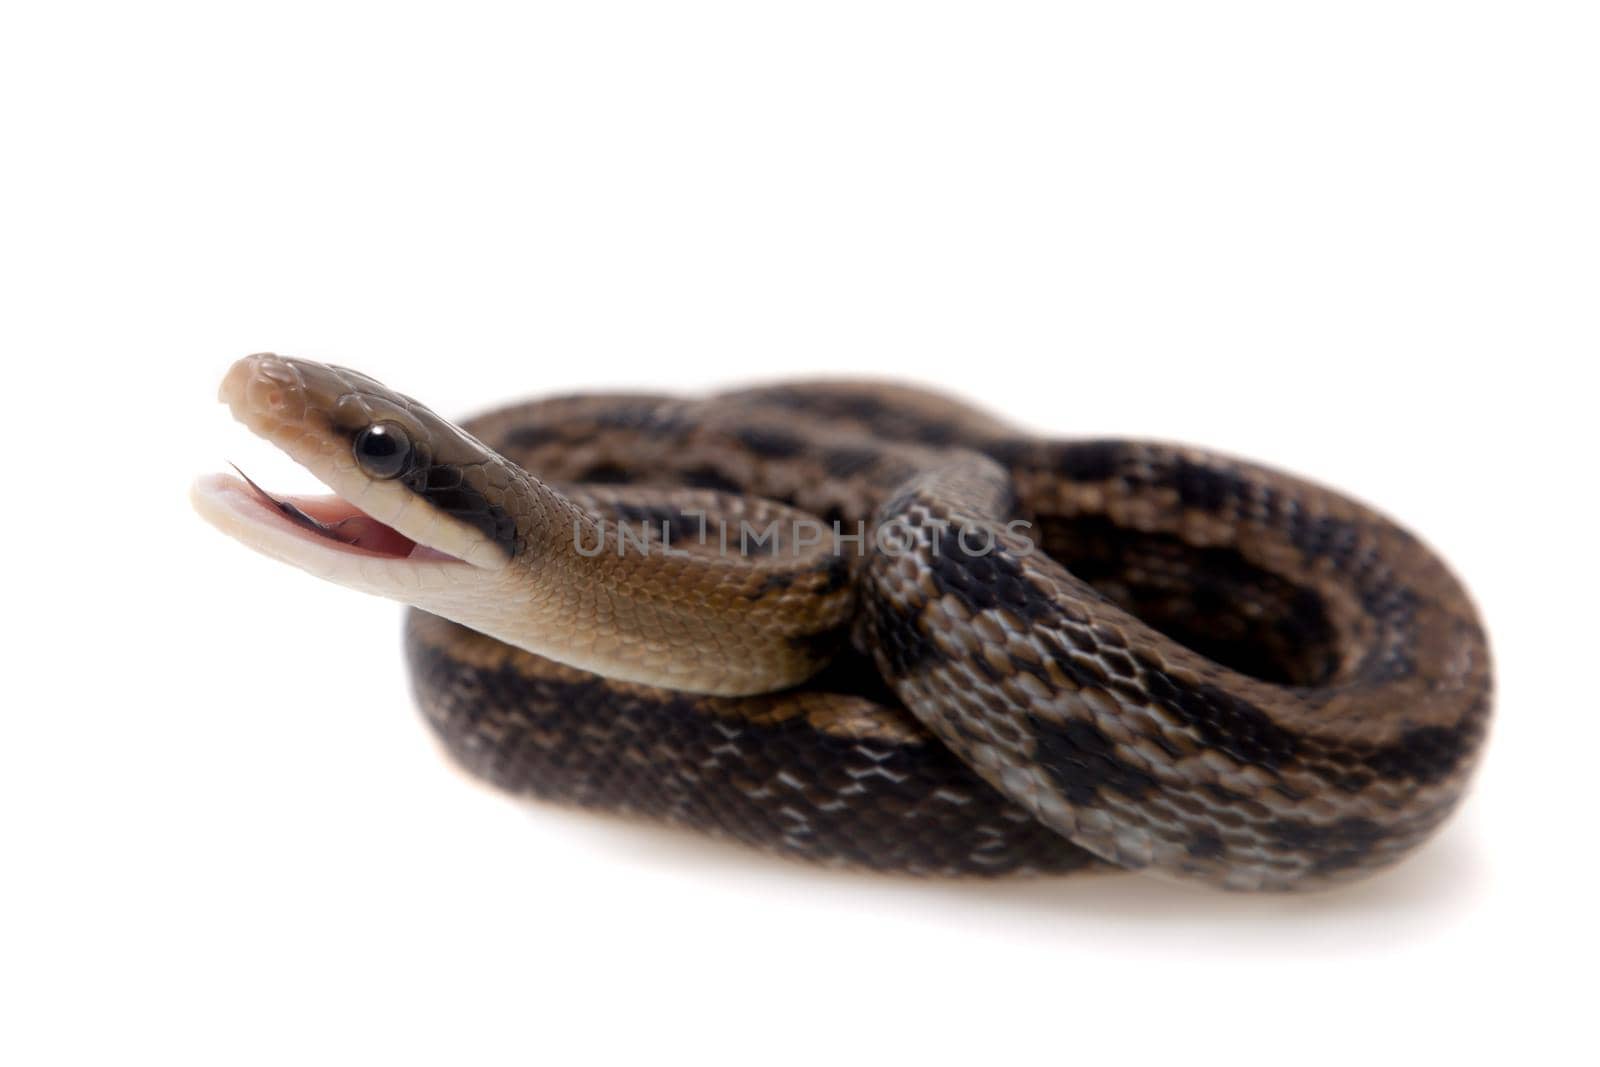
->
353, 421, 412, 479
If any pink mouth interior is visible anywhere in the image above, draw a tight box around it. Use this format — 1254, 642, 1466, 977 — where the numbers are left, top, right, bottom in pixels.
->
231, 470, 458, 562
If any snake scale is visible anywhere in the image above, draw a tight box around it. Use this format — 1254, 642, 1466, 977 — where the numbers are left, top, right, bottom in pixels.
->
193, 355, 1492, 891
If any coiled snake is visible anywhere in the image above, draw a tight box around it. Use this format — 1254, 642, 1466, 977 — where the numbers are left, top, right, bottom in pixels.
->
193, 354, 1491, 891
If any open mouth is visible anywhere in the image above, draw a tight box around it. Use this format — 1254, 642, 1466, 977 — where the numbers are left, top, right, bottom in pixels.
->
195, 353, 510, 583
191, 468, 465, 566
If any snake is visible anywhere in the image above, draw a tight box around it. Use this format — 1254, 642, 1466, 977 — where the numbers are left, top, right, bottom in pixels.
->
192, 354, 1492, 891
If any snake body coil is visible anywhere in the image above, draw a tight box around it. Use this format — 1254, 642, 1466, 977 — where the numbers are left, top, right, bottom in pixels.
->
195, 356, 1492, 891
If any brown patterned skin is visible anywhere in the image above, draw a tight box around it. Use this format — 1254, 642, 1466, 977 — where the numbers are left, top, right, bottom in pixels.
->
203, 358, 1491, 891
406, 611, 1105, 876
437, 381, 1492, 891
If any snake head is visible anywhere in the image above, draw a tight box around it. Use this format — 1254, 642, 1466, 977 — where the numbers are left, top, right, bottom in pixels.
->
192, 354, 521, 604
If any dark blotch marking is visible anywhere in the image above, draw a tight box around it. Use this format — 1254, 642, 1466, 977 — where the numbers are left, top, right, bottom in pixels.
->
1035, 631, 1122, 693
1173, 459, 1239, 512
1031, 716, 1158, 805
1056, 441, 1124, 483
424, 464, 463, 491
819, 552, 853, 595
801, 647, 901, 708
405, 461, 518, 558
733, 426, 806, 460
913, 421, 957, 446
1286, 512, 1364, 565
1265, 815, 1388, 875
1160, 681, 1300, 770
925, 525, 1058, 624
681, 465, 744, 494
1186, 830, 1225, 859
1366, 721, 1475, 786
859, 582, 943, 680
830, 394, 887, 421
787, 626, 847, 663
578, 462, 634, 485
821, 446, 881, 478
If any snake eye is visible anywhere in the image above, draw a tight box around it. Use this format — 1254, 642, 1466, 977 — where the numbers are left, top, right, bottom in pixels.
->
353, 421, 412, 479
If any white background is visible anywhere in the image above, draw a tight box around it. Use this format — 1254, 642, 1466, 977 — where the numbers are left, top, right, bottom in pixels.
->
3, 3, 1596, 1064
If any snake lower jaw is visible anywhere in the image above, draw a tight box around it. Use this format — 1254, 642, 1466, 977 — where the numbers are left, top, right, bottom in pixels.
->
191, 472, 486, 593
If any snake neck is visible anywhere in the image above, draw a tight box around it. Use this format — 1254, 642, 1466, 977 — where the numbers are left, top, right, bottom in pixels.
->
473, 469, 855, 696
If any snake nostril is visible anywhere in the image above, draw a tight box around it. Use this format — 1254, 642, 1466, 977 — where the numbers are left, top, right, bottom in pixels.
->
234, 354, 307, 419
248, 375, 286, 409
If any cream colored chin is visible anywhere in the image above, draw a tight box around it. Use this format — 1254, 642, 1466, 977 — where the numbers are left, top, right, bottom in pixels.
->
190, 472, 479, 598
